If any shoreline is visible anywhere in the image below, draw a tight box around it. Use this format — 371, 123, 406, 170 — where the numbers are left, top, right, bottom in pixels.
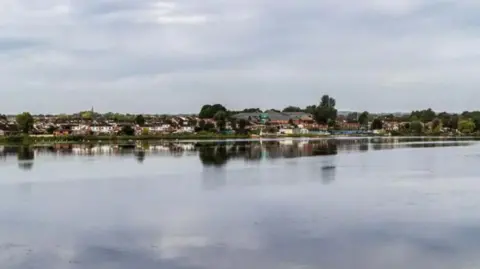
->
1, 133, 479, 146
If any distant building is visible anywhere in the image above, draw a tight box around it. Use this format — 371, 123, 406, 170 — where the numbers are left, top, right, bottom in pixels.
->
278, 128, 294, 135
232, 111, 315, 126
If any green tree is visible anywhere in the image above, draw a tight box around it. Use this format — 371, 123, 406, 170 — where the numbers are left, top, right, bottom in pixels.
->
371, 118, 383, 130
81, 111, 93, 121
242, 108, 262, 113
432, 118, 442, 133
346, 112, 359, 123
313, 95, 337, 124
213, 111, 227, 121
141, 127, 150, 136
438, 112, 452, 127
449, 115, 459, 130
121, 125, 135, 136
431, 118, 442, 133
282, 106, 303, 112
199, 104, 227, 119
238, 119, 248, 134
46, 125, 59, 134
135, 115, 146, 126
204, 122, 215, 132
17, 146, 34, 170
214, 111, 227, 131
358, 111, 369, 127
304, 105, 317, 115
463, 111, 480, 132
16, 112, 34, 134
410, 121, 424, 134
198, 119, 206, 130
229, 118, 237, 130
458, 119, 476, 134
410, 108, 436, 123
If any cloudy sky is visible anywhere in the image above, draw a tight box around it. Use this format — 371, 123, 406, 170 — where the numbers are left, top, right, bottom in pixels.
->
0, 0, 479, 114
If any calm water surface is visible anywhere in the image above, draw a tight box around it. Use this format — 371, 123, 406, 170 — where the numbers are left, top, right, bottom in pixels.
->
1, 138, 480, 269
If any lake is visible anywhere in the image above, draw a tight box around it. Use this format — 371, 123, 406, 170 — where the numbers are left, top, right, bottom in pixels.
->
1, 137, 480, 269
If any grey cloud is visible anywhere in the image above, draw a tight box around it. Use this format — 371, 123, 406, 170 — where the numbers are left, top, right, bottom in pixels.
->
73, 0, 151, 16
0, 38, 43, 52
1, 0, 480, 113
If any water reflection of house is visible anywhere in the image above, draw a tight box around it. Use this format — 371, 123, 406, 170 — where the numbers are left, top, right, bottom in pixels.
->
71, 145, 114, 155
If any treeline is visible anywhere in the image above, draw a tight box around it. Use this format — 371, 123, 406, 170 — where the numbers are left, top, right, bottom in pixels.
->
5, 95, 480, 135
199, 95, 342, 126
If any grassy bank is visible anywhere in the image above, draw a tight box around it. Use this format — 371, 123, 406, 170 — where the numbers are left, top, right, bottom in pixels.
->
2, 132, 471, 145
0, 133, 340, 145
0, 134, 252, 145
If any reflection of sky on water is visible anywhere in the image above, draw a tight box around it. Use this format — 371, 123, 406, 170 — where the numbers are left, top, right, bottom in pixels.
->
1, 138, 480, 268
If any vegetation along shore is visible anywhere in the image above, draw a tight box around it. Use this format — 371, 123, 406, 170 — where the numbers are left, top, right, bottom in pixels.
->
2, 94, 480, 144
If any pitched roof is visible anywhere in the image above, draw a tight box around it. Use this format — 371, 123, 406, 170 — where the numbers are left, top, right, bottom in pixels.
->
232, 111, 314, 122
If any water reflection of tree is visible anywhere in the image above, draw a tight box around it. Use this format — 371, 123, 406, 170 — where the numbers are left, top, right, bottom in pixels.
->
311, 141, 338, 184
359, 143, 369, 152
17, 146, 34, 171
196, 141, 341, 167
198, 144, 230, 167
245, 144, 262, 161
135, 150, 146, 163
321, 165, 336, 184
311, 141, 338, 156
6, 138, 472, 169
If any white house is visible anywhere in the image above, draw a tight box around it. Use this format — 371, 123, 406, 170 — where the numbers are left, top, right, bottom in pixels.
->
90, 125, 114, 134
72, 124, 89, 134
278, 128, 294, 135
293, 128, 309, 134
176, 126, 195, 133
147, 124, 172, 133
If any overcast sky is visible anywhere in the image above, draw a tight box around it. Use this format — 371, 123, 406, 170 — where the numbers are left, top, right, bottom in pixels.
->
0, 0, 479, 114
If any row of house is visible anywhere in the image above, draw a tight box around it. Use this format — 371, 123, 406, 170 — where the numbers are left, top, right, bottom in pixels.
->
0, 115, 202, 136
1, 111, 395, 136
232, 111, 363, 131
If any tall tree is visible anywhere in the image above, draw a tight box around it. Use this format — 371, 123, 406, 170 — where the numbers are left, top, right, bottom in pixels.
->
121, 125, 135, 136
371, 118, 383, 130
304, 105, 317, 115
458, 119, 476, 134
431, 118, 442, 132
242, 108, 262, 113
213, 111, 227, 121
204, 122, 216, 132
358, 111, 369, 126
81, 111, 93, 121
463, 111, 480, 132
410, 108, 436, 123
346, 112, 359, 123
214, 111, 227, 131
238, 119, 248, 134
313, 95, 337, 125
229, 118, 237, 130
135, 115, 146, 126
410, 121, 424, 134
199, 104, 227, 118
16, 112, 34, 134
198, 119, 206, 130
282, 106, 303, 112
